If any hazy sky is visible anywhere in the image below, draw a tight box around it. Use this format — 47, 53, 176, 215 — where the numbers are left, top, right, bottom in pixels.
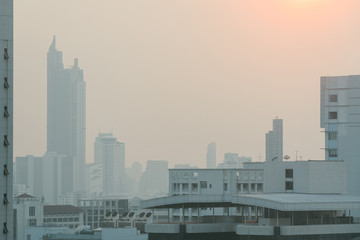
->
14, 0, 360, 168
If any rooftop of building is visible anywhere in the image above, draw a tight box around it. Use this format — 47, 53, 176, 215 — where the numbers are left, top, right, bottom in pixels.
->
15, 193, 35, 199
44, 205, 84, 214
141, 193, 360, 211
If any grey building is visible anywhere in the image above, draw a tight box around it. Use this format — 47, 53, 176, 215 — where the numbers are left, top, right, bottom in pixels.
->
0, 0, 13, 239
206, 142, 216, 168
77, 198, 128, 229
47, 36, 86, 192
43, 205, 84, 229
321, 75, 360, 216
266, 118, 283, 162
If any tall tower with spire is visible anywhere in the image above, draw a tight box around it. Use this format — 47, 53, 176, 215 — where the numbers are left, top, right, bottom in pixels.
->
47, 36, 86, 192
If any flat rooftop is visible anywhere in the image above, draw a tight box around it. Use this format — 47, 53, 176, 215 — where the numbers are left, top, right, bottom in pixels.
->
141, 193, 360, 211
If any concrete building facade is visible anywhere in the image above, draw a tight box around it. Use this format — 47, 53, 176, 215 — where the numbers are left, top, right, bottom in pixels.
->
142, 160, 359, 240
13, 194, 43, 240
321, 75, 360, 199
0, 1, 13, 239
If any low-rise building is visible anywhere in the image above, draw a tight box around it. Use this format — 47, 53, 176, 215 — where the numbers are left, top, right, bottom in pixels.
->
13, 194, 44, 240
77, 198, 128, 229
43, 205, 85, 229
142, 160, 360, 240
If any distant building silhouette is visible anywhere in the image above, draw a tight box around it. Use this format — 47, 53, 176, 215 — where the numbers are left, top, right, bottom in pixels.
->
265, 118, 283, 162
140, 160, 168, 196
47, 36, 86, 192
94, 133, 126, 196
218, 153, 251, 169
206, 142, 216, 168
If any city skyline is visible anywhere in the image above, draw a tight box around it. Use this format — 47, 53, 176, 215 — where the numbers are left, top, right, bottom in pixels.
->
14, 1, 360, 168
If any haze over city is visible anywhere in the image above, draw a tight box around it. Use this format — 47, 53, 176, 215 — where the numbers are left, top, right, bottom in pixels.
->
14, 0, 360, 168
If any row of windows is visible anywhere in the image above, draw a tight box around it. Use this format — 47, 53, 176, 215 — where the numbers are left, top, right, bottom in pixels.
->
236, 183, 263, 192
44, 217, 80, 222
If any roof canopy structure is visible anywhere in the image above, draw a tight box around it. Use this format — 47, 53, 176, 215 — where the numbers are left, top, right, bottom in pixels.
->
141, 194, 360, 211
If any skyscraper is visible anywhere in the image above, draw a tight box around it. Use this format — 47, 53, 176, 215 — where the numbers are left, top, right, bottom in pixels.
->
265, 118, 283, 162
320, 75, 360, 199
94, 133, 125, 196
47, 37, 86, 192
0, 0, 13, 238
206, 142, 216, 168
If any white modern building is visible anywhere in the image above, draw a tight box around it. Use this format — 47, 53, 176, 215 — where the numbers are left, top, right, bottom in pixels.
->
94, 133, 126, 196
321, 75, 360, 200
0, 0, 13, 239
13, 194, 44, 240
218, 153, 251, 169
141, 160, 360, 239
47, 36, 86, 193
266, 118, 283, 162
206, 142, 216, 168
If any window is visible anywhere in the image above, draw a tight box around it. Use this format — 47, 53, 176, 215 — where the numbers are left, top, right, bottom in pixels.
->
200, 181, 207, 189
257, 183, 263, 192
29, 206, 35, 216
329, 112, 338, 119
251, 183, 256, 192
29, 219, 37, 227
329, 94, 338, 102
193, 172, 198, 177
209, 184, 212, 188
182, 183, 189, 192
224, 183, 228, 191
191, 183, 198, 191
285, 169, 293, 178
243, 183, 249, 192
329, 132, 337, 140
285, 181, 293, 191
329, 149, 338, 158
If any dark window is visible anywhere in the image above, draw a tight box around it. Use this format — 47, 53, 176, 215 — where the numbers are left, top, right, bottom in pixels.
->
29, 206, 35, 216
209, 184, 212, 188
243, 183, 249, 192
257, 183, 263, 192
191, 183, 198, 191
329, 112, 338, 119
285, 181, 293, 190
224, 183, 228, 191
329, 132, 337, 140
285, 169, 293, 178
329, 149, 338, 158
200, 181, 207, 189
29, 219, 37, 227
329, 94, 338, 102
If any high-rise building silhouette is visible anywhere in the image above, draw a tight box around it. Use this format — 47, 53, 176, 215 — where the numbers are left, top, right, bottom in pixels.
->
265, 118, 283, 162
206, 142, 216, 168
94, 133, 125, 196
47, 36, 86, 192
321, 75, 360, 200
0, 0, 13, 238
